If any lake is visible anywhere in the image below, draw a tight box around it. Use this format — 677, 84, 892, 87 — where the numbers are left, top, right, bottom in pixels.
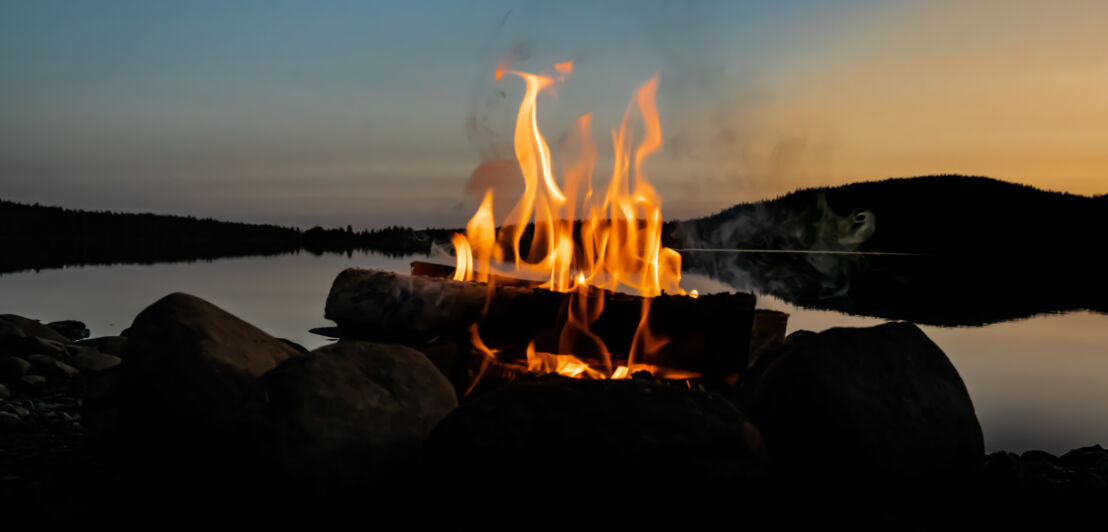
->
2, 250, 1105, 454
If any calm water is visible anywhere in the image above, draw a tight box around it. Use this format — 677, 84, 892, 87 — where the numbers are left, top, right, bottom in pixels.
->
2, 251, 1106, 454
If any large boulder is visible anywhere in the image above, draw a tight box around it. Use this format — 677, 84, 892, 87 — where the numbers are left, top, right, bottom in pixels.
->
0, 314, 71, 357
109, 293, 298, 469
47, 320, 89, 341
241, 341, 457, 498
739, 322, 983, 506
424, 376, 770, 528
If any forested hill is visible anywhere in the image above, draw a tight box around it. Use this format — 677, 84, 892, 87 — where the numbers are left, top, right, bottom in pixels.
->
671, 175, 1108, 257
0, 199, 453, 274
4, 175, 1104, 275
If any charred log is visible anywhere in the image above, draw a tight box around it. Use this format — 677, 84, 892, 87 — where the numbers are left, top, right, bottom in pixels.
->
324, 268, 758, 379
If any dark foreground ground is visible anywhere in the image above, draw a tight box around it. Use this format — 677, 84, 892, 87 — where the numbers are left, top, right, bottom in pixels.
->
4, 359, 1107, 529
3, 308, 1107, 530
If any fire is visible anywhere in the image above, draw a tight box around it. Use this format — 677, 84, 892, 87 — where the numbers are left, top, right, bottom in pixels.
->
452, 62, 690, 380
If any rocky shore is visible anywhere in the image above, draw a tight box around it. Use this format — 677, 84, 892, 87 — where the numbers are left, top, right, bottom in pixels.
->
2, 300, 1106, 529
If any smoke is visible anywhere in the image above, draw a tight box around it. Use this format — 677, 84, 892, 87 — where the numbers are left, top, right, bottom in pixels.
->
672, 191, 875, 301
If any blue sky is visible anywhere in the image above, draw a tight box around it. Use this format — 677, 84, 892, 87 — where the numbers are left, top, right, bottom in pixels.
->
2, 1, 1105, 228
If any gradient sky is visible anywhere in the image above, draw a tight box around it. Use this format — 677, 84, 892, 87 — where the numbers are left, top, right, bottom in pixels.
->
2, 0, 1105, 229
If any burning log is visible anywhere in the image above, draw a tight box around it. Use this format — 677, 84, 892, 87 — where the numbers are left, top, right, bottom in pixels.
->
324, 267, 758, 379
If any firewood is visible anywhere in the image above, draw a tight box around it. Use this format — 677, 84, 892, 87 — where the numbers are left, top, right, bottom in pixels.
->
410, 261, 541, 288
324, 268, 758, 378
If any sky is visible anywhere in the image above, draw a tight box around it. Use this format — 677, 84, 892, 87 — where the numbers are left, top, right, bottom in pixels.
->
1, 0, 1106, 229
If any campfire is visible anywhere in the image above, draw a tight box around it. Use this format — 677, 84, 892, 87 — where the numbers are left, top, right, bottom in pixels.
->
325, 62, 787, 395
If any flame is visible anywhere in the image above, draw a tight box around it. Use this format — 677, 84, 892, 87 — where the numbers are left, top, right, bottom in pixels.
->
452, 63, 691, 380
466, 190, 496, 283
450, 233, 471, 282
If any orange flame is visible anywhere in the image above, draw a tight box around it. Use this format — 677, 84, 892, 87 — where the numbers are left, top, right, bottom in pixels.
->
452, 63, 690, 379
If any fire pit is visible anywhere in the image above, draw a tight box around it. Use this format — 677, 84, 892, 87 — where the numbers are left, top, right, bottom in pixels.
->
324, 62, 787, 396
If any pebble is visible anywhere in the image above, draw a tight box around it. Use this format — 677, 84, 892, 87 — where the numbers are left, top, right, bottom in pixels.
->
3, 404, 31, 417
0, 383, 10, 399
0, 411, 20, 427
53, 360, 81, 378
1, 357, 32, 379
30, 336, 67, 357
64, 344, 99, 359
26, 353, 57, 367
20, 374, 47, 387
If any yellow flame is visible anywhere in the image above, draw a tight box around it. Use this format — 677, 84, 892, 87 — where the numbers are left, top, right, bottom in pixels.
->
450, 233, 471, 282
450, 63, 694, 380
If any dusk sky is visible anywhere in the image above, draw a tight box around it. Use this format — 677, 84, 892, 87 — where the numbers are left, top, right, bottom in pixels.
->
2, 0, 1106, 229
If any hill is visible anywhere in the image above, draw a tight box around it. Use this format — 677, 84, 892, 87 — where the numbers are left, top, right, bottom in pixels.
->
0, 199, 452, 274
671, 175, 1106, 256
670, 175, 1107, 324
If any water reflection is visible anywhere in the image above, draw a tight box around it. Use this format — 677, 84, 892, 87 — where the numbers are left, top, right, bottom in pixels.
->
0, 251, 423, 350
681, 249, 1108, 326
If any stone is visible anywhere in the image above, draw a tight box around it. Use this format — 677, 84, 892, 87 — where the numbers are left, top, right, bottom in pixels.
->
424, 376, 770, 528
984, 451, 1022, 483
64, 343, 98, 359
242, 341, 456, 496
1, 357, 32, 380
26, 354, 57, 367
1021, 450, 1059, 464
53, 360, 81, 378
47, 320, 89, 341
72, 351, 122, 373
75, 336, 128, 356
1, 403, 31, 417
20, 375, 46, 387
115, 293, 298, 469
1060, 445, 1108, 470
0, 383, 10, 399
739, 322, 983, 504
29, 337, 68, 358
0, 411, 19, 427
0, 314, 70, 344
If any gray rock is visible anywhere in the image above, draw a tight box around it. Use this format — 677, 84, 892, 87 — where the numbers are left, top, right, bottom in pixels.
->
47, 320, 89, 341
1060, 445, 1108, 470
72, 351, 122, 373
26, 353, 57, 367
110, 293, 299, 471
0, 314, 70, 344
1, 357, 32, 380
75, 336, 128, 356
64, 343, 98, 360
0, 411, 20, 427
30, 337, 68, 358
123, 292, 299, 425
1022, 450, 1059, 464
243, 341, 457, 493
53, 360, 82, 378
739, 322, 983, 502
2, 403, 30, 417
